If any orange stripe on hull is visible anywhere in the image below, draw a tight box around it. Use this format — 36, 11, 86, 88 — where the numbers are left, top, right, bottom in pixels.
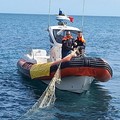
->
38, 67, 111, 82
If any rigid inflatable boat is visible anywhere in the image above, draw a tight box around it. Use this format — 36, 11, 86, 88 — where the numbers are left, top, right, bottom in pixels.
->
17, 55, 112, 82
17, 11, 113, 93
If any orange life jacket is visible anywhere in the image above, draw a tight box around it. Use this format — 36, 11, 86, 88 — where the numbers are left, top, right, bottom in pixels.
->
62, 35, 73, 40
77, 37, 86, 43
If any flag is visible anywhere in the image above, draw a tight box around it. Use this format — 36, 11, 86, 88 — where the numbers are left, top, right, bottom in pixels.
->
68, 16, 74, 22
59, 9, 63, 15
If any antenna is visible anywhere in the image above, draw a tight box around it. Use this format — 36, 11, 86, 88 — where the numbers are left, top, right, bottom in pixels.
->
48, 0, 51, 27
81, 0, 85, 32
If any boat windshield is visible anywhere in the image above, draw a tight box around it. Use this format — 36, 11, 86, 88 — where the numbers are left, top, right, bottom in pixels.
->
53, 29, 79, 43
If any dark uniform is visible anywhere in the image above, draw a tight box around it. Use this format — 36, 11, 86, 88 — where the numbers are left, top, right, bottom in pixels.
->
62, 36, 74, 58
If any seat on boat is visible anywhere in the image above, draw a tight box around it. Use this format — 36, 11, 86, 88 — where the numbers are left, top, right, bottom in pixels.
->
24, 49, 50, 64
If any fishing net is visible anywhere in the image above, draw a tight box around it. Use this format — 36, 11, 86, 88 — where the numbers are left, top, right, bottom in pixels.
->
23, 63, 61, 116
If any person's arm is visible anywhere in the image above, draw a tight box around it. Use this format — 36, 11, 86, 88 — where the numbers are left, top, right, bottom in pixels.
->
81, 36, 86, 43
73, 39, 77, 47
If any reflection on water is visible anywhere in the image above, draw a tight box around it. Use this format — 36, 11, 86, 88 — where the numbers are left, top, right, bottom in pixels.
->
19, 80, 118, 120
55, 82, 113, 120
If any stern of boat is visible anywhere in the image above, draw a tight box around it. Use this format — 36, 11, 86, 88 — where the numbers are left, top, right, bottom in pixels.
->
42, 76, 94, 93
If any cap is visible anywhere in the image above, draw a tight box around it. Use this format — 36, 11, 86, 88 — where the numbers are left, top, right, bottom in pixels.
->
66, 31, 71, 35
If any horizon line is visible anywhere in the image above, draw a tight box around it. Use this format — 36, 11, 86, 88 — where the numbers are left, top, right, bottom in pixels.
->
0, 12, 120, 18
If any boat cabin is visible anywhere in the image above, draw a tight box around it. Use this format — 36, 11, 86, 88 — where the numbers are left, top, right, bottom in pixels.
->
49, 26, 80, 45
48, 25, 80, 61
47, 14, 81, 61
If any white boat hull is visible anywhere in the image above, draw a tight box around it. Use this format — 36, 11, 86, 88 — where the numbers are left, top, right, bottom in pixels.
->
42, 76, 94, 93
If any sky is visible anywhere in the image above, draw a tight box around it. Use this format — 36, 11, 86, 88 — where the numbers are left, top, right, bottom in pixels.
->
0, 0, 120, 16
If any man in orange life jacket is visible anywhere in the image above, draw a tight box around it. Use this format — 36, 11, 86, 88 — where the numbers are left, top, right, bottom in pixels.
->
74, 31, 86, 55
62, 31, 75, 58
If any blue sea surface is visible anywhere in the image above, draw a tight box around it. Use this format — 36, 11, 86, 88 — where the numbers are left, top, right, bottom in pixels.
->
0, 14, 120, 120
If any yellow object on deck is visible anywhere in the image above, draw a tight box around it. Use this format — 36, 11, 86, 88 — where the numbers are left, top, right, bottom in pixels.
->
30, 62, 52, 79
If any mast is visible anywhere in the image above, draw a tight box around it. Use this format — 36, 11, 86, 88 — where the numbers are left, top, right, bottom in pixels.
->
48, 0, 51, 27
81, 0, 86, 32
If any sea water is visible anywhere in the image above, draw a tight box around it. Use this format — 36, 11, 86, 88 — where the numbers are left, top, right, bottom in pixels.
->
0, 14, 120, 120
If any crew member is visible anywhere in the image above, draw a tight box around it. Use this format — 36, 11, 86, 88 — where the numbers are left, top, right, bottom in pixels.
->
62, 31, 75, 58
74, 31, 86, 55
